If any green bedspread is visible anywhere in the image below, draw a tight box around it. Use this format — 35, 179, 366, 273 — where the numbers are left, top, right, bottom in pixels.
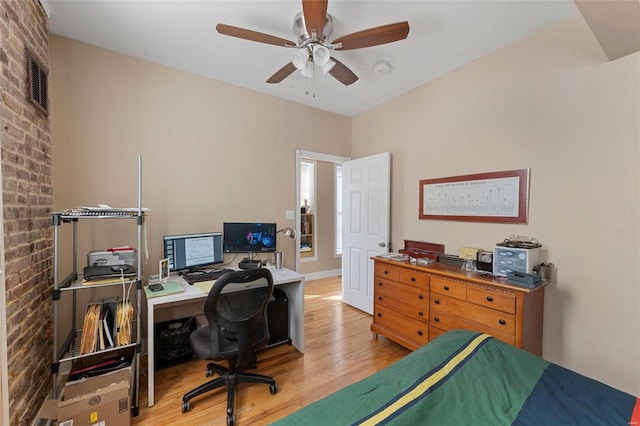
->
274, 330, 639, 425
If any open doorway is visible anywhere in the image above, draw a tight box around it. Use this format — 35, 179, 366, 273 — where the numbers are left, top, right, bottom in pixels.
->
295, 150, 350, 278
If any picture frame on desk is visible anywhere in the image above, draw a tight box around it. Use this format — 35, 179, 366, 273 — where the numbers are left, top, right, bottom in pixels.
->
159, 258, 169, 283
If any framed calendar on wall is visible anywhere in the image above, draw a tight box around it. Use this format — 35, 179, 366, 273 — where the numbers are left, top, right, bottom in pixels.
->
419, 169, 530, 224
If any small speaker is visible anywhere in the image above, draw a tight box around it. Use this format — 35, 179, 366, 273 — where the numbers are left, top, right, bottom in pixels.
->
477, 250, 493, 273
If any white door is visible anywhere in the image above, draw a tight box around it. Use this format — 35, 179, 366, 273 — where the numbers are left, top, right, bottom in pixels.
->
342, 152, 391, 314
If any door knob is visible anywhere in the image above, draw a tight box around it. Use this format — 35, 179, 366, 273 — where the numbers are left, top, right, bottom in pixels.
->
378, 242, 386, 248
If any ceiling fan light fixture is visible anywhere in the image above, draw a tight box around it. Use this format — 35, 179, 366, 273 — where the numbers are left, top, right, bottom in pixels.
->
312, 44, 331, 66
292, 48, 309, 70
300, 60, 314, 78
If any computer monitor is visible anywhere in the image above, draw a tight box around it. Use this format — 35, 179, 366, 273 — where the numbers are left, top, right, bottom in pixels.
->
223, 222, 277, 253
163, 232, 223, 272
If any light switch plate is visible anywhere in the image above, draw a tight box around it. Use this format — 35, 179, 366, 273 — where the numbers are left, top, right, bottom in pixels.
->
285, 210, 294, 220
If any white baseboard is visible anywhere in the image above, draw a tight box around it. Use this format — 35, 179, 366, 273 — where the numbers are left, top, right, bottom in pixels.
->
303, 269, 341, 281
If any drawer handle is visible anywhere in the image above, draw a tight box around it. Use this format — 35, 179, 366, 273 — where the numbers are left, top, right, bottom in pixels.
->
378, 296, 382, 301
418, 311, 423, 316
434, 317, 440, 322
384, 270, 389, 275
499, 319, 506, 325
434, 298, 440, 304
486, 296, 493, 302
377, 313, 382, 318
378, 282, 383, 286
444, 285, 450, 291
411, 277, 416, 282
419, 294, 424, 300
417, 330, 423, 336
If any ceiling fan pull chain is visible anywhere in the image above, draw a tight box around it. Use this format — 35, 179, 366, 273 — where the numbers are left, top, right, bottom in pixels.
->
312, 62, 317, 98
304, 60, 315, 97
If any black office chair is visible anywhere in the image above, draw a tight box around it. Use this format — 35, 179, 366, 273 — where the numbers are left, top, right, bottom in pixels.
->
181, 268, 277, 425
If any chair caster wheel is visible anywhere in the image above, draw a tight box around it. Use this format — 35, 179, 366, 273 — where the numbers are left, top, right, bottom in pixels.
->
270, 383, 278, 394
227, 414, 235, 426
182, 400, 191, 413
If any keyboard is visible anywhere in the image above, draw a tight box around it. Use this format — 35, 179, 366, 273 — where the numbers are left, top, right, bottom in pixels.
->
183, 268, 235, 285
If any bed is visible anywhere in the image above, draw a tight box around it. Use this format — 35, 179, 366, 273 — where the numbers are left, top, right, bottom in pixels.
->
275, 330, 639, 425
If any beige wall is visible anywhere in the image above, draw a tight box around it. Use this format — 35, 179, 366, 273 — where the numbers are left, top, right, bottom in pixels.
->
50, 36, 351, 273
353, 15, 640, 395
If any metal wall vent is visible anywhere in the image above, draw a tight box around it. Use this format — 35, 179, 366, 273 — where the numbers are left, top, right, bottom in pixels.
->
26, 49, 48, 115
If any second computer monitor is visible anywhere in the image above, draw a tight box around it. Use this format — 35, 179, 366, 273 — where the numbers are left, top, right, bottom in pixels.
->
163, 232, 223, 272
223, 222, 277, 253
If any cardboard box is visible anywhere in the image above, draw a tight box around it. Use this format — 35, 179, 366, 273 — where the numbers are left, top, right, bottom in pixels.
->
67, 346, 133, 382
41, 367, 131, 426
65, 366, 131, 398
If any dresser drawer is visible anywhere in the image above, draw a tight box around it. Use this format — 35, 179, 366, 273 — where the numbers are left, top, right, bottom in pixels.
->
375, 263, 400, 281
374, 305, 429, 347
375, 297, 428, 322
376, 278, 428, 312
429, 325, 447, 341
430, 294, 515, 335
399, 269, 429, 290
467, 286, 516, 314
430, 308, 515, 346
430, 277, 467, 300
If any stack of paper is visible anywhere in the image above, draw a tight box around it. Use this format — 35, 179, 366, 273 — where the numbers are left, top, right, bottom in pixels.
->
377, 253, 410, 261
116, 300, 133, 346
80, 302, 102, 354
79, 297, 132, 354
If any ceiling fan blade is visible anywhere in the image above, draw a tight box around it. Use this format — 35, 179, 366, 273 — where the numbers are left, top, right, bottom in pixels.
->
216, 23, 296, 47
302, 0, 328, 38
328, 58, 358, 86
266, 63, 297, 84
333, 21, 410, 50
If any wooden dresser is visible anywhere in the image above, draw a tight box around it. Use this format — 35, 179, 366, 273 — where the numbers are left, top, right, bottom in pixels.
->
371, 258, 547, 356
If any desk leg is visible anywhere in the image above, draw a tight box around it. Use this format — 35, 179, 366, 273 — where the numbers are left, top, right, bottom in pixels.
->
147, 301, 155, 407
283, 279, 305, 353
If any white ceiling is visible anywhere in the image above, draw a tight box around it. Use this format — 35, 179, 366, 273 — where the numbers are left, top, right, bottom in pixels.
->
42, 0, 578, 117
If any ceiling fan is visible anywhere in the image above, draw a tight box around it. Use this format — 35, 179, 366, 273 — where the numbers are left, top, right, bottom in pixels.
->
216, 0, 409, 86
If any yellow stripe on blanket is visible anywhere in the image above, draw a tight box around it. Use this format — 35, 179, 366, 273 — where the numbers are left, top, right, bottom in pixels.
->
359, 333, 492, 426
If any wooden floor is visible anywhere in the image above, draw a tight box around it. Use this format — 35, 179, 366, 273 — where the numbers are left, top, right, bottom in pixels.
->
133, 277, 409, 425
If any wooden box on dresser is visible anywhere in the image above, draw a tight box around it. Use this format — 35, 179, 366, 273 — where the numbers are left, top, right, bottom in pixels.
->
371, 258, 547, 356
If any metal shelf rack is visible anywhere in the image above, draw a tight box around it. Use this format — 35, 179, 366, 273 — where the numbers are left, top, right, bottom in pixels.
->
50, 156, 145, 417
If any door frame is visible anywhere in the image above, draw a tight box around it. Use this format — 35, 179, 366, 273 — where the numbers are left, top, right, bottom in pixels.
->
295, 150, 351, 272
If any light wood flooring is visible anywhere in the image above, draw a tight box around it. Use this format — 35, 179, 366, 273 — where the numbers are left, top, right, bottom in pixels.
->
133, 276, 409, 425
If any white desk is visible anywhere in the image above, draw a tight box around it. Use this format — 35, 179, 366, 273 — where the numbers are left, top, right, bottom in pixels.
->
145, 267, 305, 407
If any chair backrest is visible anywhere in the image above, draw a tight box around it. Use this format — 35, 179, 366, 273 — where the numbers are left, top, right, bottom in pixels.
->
204, 268, 274, 364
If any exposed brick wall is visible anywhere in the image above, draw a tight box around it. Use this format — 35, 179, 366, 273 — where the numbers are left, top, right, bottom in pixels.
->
0, 0, 52, 424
